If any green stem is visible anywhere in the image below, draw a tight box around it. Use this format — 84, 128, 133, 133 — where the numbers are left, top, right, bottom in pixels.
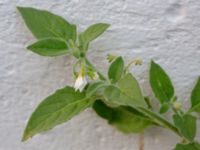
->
144, 97, 153, 109
138, 107, 182, 137
85, 57, 107, 81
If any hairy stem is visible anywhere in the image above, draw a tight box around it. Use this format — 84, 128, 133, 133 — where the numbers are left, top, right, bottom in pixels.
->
139, 107, 181, 137
85, 57, 107, 81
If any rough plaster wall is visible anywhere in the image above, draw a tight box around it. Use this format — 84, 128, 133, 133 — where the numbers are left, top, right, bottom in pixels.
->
0, 0, 200, 150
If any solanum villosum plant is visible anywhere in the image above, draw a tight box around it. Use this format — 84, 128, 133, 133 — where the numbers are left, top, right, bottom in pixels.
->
17, 7, 200, 150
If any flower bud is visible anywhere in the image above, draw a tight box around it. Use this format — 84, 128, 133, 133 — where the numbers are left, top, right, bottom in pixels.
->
107, 54, 117, 63
173, 102, 182, 111
133, 58, 142, 66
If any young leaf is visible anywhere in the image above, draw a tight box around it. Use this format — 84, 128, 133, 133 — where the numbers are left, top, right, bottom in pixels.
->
27, 38, 68, 56
173, 114, 197, 142
22, 86, 92, 141
17, 7, 76, 41
93, 100, 151, 133
159, 103, 170, 114
117, 73, 147, 107
150, 61, 174, 104
173, 142, 200, 150
108, 56, 124, 83
190, 77, 200, 113
79, 23, 110, 51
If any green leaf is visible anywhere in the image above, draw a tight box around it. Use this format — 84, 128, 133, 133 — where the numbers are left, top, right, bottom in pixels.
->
93, 100, 114, 122
79, 23, 110, 51
173, 114, 197, 142
104, 73, 147, 108
103, 84, 180, 135
108, 56, 124, 83
93, 100, 151, 133
22, 86, 92, 141
86, 81, 106, 97
159, 103, 170, 114
150, 61, 174, 104
104, 85, 140, 108
190, 77, 200, 113
173, 143, 200, 150
27, 38, 68, 56
117, 73, 147, 107
17, 7, 76, 41
111, 107, 151, 133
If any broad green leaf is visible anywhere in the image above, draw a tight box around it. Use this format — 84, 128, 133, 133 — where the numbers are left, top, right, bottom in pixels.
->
190, 77, 200, 113
17, 7, 76, 41
104, 85, 139, 107
103, 85, 179, 135
79, 23, 110, 51
86, 81, 106, 97
93, 100, 151, 133
150, 61, 174, 104
117, 73, 147, 107
196, 143, 200, 149
105, 73, 147, 108
108, 56, 124, 83
27, 38, 68, 56
173, 143, 200, 150
111, 107, 151, 133
22, 86, 92, 141
93, 100, 114, 122
173, 114, 196, 142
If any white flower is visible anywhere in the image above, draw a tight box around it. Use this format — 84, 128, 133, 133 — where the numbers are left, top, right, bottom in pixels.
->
74, 73, 87, 92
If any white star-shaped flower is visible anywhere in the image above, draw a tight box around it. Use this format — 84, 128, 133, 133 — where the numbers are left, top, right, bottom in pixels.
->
74, 72, 87, 92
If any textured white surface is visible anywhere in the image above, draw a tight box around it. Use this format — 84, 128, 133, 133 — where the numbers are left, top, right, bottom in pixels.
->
0, 0, 200, 150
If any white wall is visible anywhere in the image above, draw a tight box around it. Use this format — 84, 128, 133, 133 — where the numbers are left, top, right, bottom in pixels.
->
0, 0, 200, 150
